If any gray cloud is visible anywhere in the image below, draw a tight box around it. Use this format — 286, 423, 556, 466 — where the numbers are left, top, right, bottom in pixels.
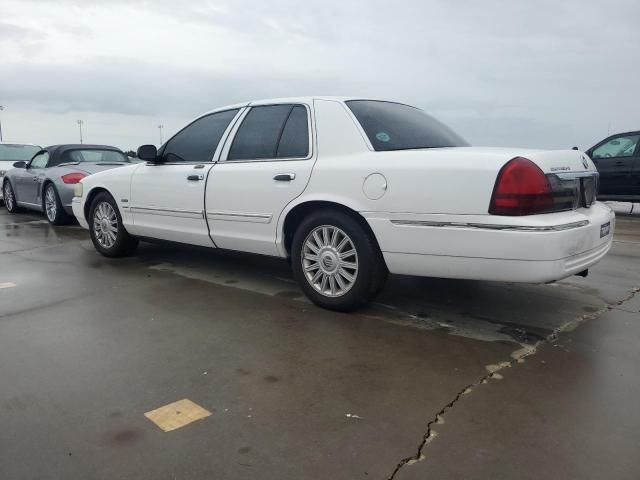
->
2, 0, 639, 149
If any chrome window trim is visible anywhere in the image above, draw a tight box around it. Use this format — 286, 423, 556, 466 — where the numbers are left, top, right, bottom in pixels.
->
390, 219, 590, 232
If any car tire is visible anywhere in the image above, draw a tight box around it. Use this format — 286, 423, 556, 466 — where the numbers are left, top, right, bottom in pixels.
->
89, 192, 138, 257
43, 183, 71, 225
3, 180, 21, 213
291, 209, 387, 312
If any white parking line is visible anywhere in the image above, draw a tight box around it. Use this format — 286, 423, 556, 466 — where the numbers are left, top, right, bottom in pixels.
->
0, 282, 17, 289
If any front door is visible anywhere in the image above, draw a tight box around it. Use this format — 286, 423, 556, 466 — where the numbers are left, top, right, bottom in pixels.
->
207, 103, 315, 256
630, 150, 640, 197
129, 108, 243, 246
590, 133, 639, 196
16, 151, 49, 207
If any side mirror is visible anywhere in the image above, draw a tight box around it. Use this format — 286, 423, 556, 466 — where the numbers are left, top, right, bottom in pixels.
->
13, 161, 27, 168
137, 144, 159, 162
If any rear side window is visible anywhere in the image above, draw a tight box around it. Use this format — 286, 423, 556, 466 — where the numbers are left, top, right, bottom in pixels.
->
228, 104, 309, 160
162, 109, 239, 163
276, 106, 309, 158
60, 149, 128, 164
346, 100, 468, 151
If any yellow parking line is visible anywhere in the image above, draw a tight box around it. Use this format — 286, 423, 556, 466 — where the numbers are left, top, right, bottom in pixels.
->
144, 399, 212, 432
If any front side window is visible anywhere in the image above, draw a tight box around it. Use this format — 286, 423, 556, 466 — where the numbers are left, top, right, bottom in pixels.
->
0, 144, 40, 161
60, 149, 128, 165
30, 152, 49, 169
592, 135, 639, 159
346, 100, 468, 151
162, 109, 239, 163
228, 104, 309, 160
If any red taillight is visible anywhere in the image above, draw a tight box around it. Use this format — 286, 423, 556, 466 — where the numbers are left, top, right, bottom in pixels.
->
489, 157, 553, 216
61, 173, 86, 184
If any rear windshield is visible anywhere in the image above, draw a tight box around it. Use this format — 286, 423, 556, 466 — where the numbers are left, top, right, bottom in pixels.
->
346, 100, 468, 151
0, 144, 41, 161
61, 149, 128, 164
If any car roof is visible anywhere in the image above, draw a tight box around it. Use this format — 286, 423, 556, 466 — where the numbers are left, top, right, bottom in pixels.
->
196, 96, 412, 117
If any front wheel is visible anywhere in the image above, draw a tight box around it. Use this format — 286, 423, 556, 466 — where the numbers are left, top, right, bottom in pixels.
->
3, 180, 21, 213
291, 210, 387, 312
89, 192, 138, 257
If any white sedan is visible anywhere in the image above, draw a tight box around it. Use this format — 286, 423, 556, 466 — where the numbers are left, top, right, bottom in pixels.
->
73, 97, 614, 311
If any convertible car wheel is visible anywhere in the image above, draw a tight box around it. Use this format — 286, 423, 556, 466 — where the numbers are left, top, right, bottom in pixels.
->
89, 192, 138, 257
3, 181, 21, 213
43, 184, 70, 225
291, 209, 387, 312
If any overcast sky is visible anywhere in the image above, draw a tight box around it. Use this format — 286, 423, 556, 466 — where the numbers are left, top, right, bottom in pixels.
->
1, 0, 637, 151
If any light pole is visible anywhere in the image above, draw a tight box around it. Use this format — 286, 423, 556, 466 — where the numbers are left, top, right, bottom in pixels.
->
158, 124, 164, 145
0, 105, 4, 142
77, 120, 84, 144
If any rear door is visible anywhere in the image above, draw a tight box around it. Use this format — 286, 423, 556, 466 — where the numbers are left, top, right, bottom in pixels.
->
590, 133, 639, 196
128, 108, 242, 246
16, 151, 49, 207
206, 103, 314, 256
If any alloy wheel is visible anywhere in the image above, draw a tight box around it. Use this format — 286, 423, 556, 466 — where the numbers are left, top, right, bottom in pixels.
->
93, 201, 118, 248
301, 225, 358, 297
4, 183, 14, 210
45, 186, 57, 222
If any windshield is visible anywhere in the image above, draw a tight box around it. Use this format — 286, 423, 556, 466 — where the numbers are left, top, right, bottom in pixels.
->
0, 144, 41, 162
62, 149, 129, 163
346, 100, 468, 151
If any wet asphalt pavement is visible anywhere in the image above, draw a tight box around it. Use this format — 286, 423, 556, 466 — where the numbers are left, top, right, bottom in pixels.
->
0, 208, 639, 479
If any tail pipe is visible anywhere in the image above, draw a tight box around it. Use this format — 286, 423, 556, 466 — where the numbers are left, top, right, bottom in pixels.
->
576, 269, 589, 278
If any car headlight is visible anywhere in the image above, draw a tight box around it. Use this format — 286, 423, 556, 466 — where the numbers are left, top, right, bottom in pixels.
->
73, 183, 84, 198
0, 170, 6, 177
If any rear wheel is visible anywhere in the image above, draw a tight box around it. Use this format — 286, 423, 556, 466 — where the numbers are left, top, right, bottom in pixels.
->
3, 180, 21, 213
291, 209, 387, 312
43, 183, 70, 225
89, 192, 138, 257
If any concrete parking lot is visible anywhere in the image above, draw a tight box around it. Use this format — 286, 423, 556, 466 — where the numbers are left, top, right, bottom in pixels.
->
1, 208, 639, 479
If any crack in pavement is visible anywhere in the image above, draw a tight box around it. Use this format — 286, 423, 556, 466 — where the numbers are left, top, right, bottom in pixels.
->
386, 285, 640, 480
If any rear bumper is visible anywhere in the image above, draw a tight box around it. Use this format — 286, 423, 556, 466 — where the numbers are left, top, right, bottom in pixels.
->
365, 202, 615, 283
382, 240, 611, 283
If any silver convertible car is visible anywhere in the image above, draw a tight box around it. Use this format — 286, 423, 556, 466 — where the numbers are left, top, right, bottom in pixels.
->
3, 144, 131, 224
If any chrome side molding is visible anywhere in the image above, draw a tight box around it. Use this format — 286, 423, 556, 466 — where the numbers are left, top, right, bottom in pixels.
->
390, 219, 590, 232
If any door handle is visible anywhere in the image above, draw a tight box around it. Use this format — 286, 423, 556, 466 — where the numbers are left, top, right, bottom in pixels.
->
615, 162, 625, 166
187, 174, 204, 181
273, 173, 296, 181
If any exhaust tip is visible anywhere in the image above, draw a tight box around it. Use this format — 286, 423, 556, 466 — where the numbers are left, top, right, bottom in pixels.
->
576, 269, 589, 278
